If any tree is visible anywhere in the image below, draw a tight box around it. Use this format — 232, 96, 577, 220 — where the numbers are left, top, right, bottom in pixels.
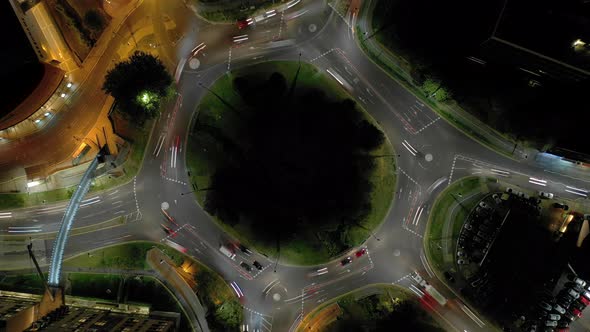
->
84, 9, 105, 31
102, 51, 173, 124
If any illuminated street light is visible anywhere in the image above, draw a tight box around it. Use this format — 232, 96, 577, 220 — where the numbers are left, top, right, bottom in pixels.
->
573, 39, 586, 47
44, 112, 50, 117
67, 82, 73, 88
34, 119, 41, 123
60, 93, 66, 98
141, 92, 150, 104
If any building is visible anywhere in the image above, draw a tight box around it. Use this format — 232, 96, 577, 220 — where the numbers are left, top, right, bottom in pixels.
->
0, 291, 178, 332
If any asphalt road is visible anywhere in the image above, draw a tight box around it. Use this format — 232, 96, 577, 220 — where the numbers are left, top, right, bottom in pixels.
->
3, 0, 590, 331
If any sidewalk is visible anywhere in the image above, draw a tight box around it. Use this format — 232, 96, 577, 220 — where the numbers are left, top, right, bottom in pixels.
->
356, 0, 532, 161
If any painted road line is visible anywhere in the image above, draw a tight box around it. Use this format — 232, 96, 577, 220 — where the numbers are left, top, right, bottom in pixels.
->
460, 303, 486, 327
401, 142, 416, 156
566, 185, 588, 194
403, 140, 418, 154
565, 189, 587, 197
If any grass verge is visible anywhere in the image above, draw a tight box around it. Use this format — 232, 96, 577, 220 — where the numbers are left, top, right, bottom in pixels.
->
424, 176, 493, 273
186, 61, 395, 265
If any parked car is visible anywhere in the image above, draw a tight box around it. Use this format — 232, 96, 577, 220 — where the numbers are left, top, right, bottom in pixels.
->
540, 302, 553, 311
571, 307, 583, 317
553, 304, 566, 315
479, 201, 490, 209
548, 314, 561, 321
457, 259, 467, 265
539, 191, 554, 199
545, 320, 558, 327
341, 257, 352, 266
579, 296, 590, 306
253, 261, 263, 270
506, 187, 514, 194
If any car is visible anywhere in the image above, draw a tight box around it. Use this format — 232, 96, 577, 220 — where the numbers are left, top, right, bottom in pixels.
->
571, 301, 586, 311
579, 296, 590, 306
562, 312, 575, 322
553, 305, 566, 315
465, 223, 473, 230
479, 201, 489, 209
540, 302, 553, 311
583, 291, 590, 300
548, 314, 561, 321
563, 289, 580, 299
457, 251, 465, 257
238, 244, 252, 255
355, 248, 367, 257
240, 262, 252, 272
545, 320, 558, 327
506, 187, 514, 194
554, 202, 569, 210
253, 261, 263, 270
540, 191, 554, 199
571, 307, 582, 317
457, 259, 467, 265
565, 283, 584, 293
341, 257, 352, 266
571, 276, 587, 288
236, 18, 253, 29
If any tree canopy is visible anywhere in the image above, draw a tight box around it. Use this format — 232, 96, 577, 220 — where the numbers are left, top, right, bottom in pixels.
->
102, 51, 172, 124
199, 69, 385, 253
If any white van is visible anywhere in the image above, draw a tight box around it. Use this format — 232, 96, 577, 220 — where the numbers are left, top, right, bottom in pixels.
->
220, 245, 236, 260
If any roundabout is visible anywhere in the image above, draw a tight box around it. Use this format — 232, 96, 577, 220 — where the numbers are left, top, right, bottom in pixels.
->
3, 0, 590, 331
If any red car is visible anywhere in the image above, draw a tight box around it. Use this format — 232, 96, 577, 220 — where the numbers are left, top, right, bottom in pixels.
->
355, 248, 367, 257
571, 308, 583, 318
237, 18, 253, 29
579, 296, 590, 306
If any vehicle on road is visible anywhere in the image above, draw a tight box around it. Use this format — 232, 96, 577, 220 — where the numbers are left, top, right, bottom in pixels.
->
240, 262, 252, 272
340, 257, 352, 266
230, 281, 244, 300
355, 248, 367, 257
220, 245, 236, 260
238, 244, 252, 256
237, 18, 253, 29
164, 239, 187, 253
253, 261, 263, 270
160, 224, 177, 237
539, 191, 554, 199
554, 202, 569, 210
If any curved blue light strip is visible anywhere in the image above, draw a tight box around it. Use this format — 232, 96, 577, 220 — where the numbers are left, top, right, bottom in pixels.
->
47, 157, 100, 286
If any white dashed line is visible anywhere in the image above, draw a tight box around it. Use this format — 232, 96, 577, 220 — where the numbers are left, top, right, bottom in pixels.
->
133, 177, 140, 212
448, 155, 458, 186
310, 48, 336, 62
163, 177, 188, 186
414, 117, 440, 134
399, 167, 420, 187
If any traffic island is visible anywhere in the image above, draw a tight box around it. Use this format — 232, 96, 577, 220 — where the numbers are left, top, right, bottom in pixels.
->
296, 284, 446, 332
186, 61, 396, 265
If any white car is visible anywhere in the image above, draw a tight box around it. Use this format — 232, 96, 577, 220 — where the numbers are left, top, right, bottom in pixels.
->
539, 191, 554, 199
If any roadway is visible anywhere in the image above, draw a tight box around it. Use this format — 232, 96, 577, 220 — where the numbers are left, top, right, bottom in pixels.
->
2, 0, 590, 331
